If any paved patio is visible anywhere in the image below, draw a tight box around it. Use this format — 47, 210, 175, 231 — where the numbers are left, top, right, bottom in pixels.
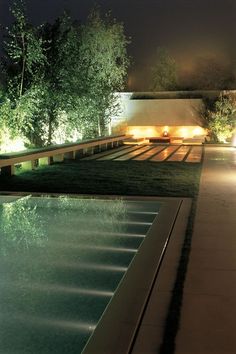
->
175, 146, 236, 354
128, 145, 236, 354
83, 144, 203, 163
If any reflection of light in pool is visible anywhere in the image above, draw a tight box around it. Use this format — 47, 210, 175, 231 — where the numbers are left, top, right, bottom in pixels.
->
48, 242, 138, 253
6, 313, 96, 333
128, 211, 158, 215
79, 244, 138, 253
10, 281, 114, 297
111, 232, 146, 238
120, 220, 152, 226
54, 261, 128, 273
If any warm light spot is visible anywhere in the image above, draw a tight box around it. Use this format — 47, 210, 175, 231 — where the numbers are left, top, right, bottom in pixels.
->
8, 313, 96, 333
128, 126, 158, 138
128, 127, 144, 138
145, 127, 156, 137
193, 127, 205, 136
178, 127, 189, 138
232, 131, 236, 146
127, 125, 206, 140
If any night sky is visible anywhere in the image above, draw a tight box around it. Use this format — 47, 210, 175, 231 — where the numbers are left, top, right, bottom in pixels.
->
1, 0, 236, 90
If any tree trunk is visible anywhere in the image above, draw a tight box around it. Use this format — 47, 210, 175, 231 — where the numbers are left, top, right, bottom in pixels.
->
48, 117, 53, 145
108, 120, 112, 135
19, 34, 26, 97
98, 117, 101, 136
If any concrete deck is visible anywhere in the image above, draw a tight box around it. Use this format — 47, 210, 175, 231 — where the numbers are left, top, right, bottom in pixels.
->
175, 146, 236, 354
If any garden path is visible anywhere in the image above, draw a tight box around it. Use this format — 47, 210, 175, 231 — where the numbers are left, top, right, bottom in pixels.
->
82, 144, 203, 163
175, 146, 236, 354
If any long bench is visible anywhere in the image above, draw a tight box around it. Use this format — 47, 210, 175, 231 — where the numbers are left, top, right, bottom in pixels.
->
0, 134, 129, 176
147, 136, 184, 144
147, 137, 171, 143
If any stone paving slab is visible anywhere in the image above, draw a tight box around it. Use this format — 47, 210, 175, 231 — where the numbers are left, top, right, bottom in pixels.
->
98, 145, 144, 160
82, 144, 204, 163
130, 198, 192, 354
115, 145, 153, 161
133, 146, 165, 161
82, 145, 129, 160
175, 146, 236, 354
150, 146, 180, 161
175, 328, 236, 354
168, 146, 190, 162
185, 146, 203, 163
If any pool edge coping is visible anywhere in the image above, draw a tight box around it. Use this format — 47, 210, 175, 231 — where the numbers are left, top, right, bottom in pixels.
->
130, 197, 192, 353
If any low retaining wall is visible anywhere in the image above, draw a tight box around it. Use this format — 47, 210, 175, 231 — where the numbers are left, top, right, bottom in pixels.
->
0, 135, 129, 176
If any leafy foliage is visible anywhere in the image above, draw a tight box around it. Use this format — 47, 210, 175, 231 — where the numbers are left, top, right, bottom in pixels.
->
204, 94, 236, 142
0, 2, 129, 150
151, 47, 178, 91
0, 195, 46, 256
77, 9, 129, 136
5, 0, 46, 97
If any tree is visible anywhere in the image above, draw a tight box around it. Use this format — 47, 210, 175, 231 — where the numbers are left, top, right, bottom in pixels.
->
3, 0, 47, 146
1, 2, 130, 148
3, 5, 81, 147
204, 94, 236, 142
5, 0, 46, 98
150, 47, 178, 91
39, 13, 82, 145
77, 8, 129, 137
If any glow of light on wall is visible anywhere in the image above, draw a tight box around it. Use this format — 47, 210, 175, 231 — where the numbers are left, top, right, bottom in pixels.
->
232, 133, 236, 147
145, 127, 156, 137
193, 127, 205, 136
128, 125, 207, 139
128, 127, 144, 138
178, 127, 189, 138
128, 126, 158, 138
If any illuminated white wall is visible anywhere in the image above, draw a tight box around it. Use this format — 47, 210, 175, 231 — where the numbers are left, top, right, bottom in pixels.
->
111, 93, 207, 138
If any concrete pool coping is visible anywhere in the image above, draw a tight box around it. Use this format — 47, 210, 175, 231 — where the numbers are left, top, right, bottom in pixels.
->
0, 192, 191, 354
130, 196, 192, 354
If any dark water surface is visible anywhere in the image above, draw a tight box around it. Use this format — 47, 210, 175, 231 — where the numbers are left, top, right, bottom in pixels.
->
0, 196, 161, 353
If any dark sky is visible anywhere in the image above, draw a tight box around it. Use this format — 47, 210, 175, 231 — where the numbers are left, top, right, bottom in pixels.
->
1, 0, 236, 90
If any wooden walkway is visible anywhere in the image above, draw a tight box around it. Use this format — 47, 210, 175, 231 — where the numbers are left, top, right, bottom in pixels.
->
82, 144, 204, 163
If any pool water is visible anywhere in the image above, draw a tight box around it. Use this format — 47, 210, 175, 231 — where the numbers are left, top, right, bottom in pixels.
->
0, 195, 162, 354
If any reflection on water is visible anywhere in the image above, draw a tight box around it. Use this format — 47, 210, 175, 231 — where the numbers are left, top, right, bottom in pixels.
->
0, 195, 47, 256
0, 195, 160, 354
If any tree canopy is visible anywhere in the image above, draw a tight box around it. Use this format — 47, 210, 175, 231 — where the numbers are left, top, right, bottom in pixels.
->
204, 94, 236, 143
0, 1, 129, 150
150, 47, 178, 91
77, 9, 129, 136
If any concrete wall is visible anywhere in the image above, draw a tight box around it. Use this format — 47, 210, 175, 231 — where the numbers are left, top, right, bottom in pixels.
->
111, 92, 207, 138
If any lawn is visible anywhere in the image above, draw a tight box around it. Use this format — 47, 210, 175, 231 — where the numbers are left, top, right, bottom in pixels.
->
0, 160, 202, 197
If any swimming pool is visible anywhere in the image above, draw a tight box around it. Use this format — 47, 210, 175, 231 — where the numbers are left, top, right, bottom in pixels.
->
0, 194, 182, 353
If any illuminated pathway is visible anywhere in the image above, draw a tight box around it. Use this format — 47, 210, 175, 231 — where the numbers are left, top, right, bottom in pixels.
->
82, 144, 204, 163
174, 146, 236, 354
